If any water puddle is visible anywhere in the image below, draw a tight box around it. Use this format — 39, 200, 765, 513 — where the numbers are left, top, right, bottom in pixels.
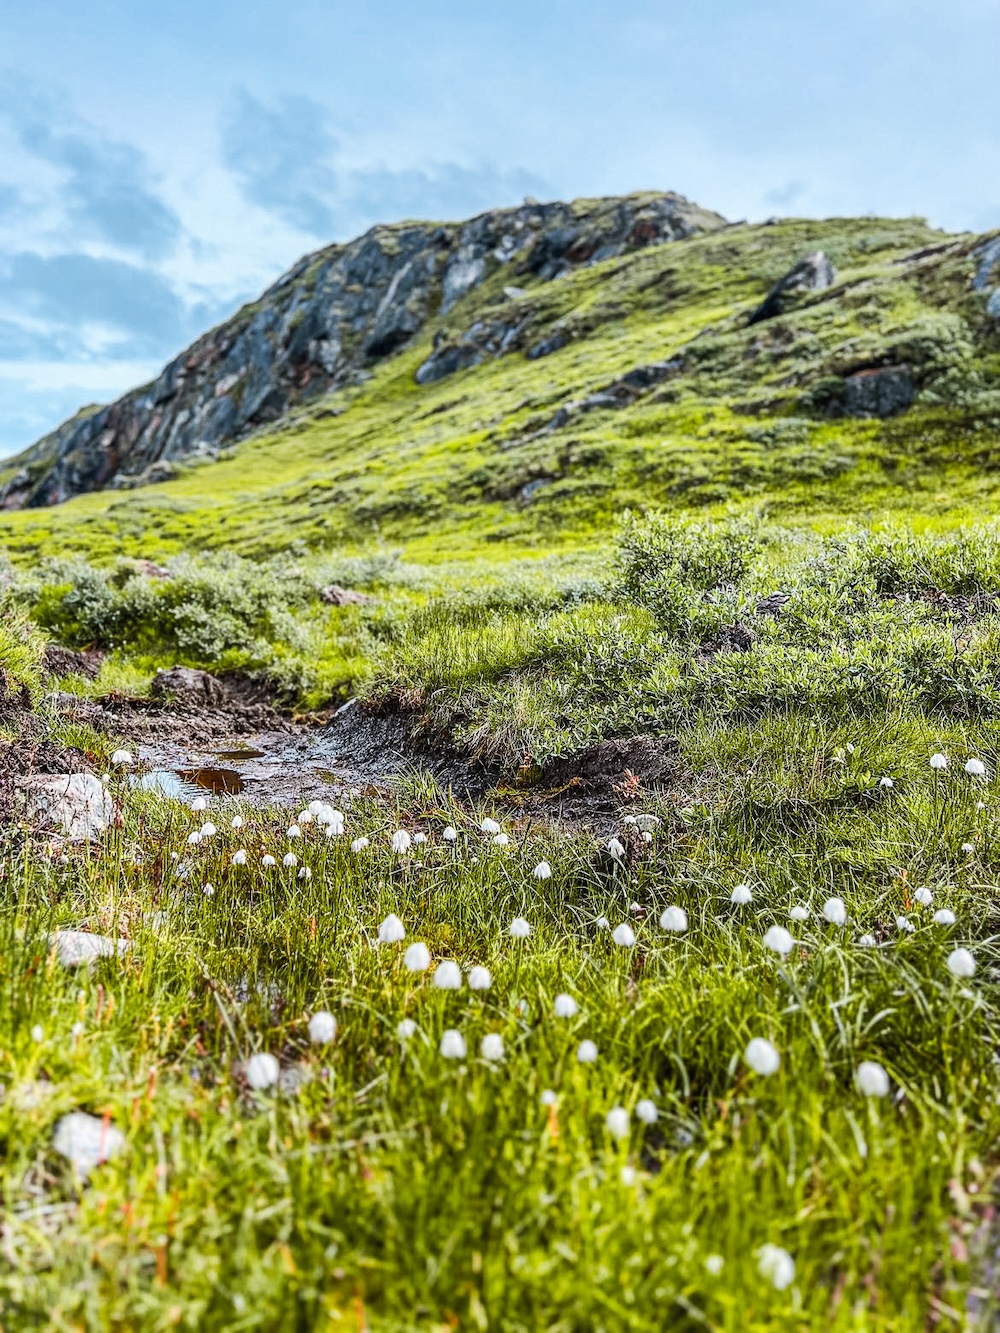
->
177, 767, 246, 794
208, 748, 266, 760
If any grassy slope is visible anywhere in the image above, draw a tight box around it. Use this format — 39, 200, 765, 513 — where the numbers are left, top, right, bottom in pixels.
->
4, 215, 1000, 1329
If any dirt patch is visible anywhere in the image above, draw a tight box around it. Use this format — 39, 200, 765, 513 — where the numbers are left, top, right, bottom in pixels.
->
42, 645, 105, 681
509, 734, 683, 824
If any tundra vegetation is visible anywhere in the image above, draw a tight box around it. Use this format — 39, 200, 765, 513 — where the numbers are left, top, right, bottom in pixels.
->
2, 208, 1000, 1328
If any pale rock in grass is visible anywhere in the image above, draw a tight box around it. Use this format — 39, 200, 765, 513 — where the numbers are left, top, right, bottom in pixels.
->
16, 773, 113, 841
53, 1111, 125, 1178
51, 930, 129, 970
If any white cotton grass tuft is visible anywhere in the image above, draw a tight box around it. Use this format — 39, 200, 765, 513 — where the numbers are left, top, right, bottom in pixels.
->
432, 960, 463, 989
879, 775, 894, 789
895, 915, 914, 934
540, 1089, 558, 1106
744, 1037, 781, 1076
596, 916, 611, 930
191, 796, 208, 813
245, 1053, 280, 1091
635, 1098, 658, 1124
605, 1106, 630, 1139
261, 854, 276, 867
533, 861, 552, 880
232, 849, 247, 866
620, 1165, 637, 1185
480, 1033, 504, 1062
612, 923, 636, 948
308, 1011, 336, 1044
962, 842, 975, 854
856, 1061, 890, 1097
286, 825, 301, 839
947, 947, 976, 978
822, 897, 847, 926
231, 815, 244, 830
492, 832, 510, 846
635, 814, 660, 831
481, 817, 501, 835
913, 886, 933, 906
730, 884, 753, 905
965, 758, 987, 777
391, 830, 411, 855
351, 837, 369, 853
442, 826, 458, 842
396, 1018, 417, 1041
576, 1039, 598, 1064
553, 993, 578, 1018
110, 749, 133, 767
607, 838, 625, 860
377, 914, 406, 944
789, 905, 810, 922
298, 866, 312, 881
404, 942, 431, 972
756, 1244, 795, 1291
857, 933, 878, 948
763, 925, 795, 957
659, 905, 688, 932
298, 811, 313, 825
704, 1254, 725, 1277
187, 831, 202, 846
412, 832, 427, 845
200, 822, 216, 838
283, 853, 298, 868
930, 752, 948, 770
31, 1023, 44, 1042
439, 1029, 466, 1059
467, 965, 492, 991
933, 908, 956, 926
509, 917, 531, 939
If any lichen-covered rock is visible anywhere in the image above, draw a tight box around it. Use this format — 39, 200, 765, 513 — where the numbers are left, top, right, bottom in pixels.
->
844, 365, 915, 417
748, 251, 836, 325
50, 930, 130, 968
0, 192, 724, 509
16, 773, 113, 840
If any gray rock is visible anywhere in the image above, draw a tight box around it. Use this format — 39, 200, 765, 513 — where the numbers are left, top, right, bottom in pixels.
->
1, 192, 725, 508
50, 930, 130, 968
748, 251, 836, 325
53, 1111, 126, 1177
844, 365, 915, 417
151, 666, 226, 706
987, 290, 1000, 320
972, 237, 1000, 291
16, 773, 113, 840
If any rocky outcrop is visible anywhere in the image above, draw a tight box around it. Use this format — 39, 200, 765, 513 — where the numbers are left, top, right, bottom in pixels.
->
843, 365, 915, 417
748, 251, 836, 325
0, 192, 725, 509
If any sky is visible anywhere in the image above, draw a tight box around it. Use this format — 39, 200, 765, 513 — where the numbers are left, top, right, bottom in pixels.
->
1, 0, 998, 458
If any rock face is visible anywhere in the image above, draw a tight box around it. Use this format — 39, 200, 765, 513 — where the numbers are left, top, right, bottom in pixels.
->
15, 773, 113, 840
0, 192, 724, 509
748, 251, 836, 325
844, 365, 915, 417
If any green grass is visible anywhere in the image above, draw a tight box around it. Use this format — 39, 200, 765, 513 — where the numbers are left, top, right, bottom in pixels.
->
4, 211, 1000, 1327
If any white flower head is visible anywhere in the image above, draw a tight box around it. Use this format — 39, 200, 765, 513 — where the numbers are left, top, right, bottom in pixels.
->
232, 849, 247, 866
763, 925, 795, 957
933, 908, 956, 926
540, 1089, 558, 1106
480, 1033, 504, 1061
440, 1029, 466, 1059
576, 1039, 598, 1064
596, 916, 611, 931
612, 923, 636, 947
895, 915, 914, 934
823, 896, 847, 926
245, 1053, 280, 1091
553, 993, 578, 1018
789, 905, 810, 922
351, 837, 369, 853
730, 884, 753, 905
879, 776, 894, 789
397, 1018, 417, 1041
442, 826, 458, 842
481, 818, 501, 835
191, 796, 208, 813
31, 1023, 44, 1042
930, 753, 948, 771
607, 838, 625, 860
965, 758, 987, 778
913, 886, 933, 906
757, 1243, 795, 1290
635, 1098, 658, 1124
635, 814, 661, 831
200, 822, 216, 837
510, 917, 531, 939
391, 829, 411, 854
492, 832, 510, 847
856, 1061, 889, 1097
110, 749, 133, 767
203, 883, 214, 897
308, 1011, 336, 1044
659, 905, 688, 932
377, 914, 406, 944
283, 853, 298, 868
261, 854, 276, 867
187, 831, 202, 846
533, 861, 552, 880
298, 866, 312, 881
705, 1254, 724, 1276
605, 1106, 630, 1139
412, 831, 427, 845
298, 811, 313, 825
404, 942, 431, 972
857, 933, 878, 948
962, 842, 975, 854
432, 960, 462, 990
231, 815, 244, 830
620, 1165, 637, 1185
744, 1037, 781, 1076
287, 825, 301, 840
947, 947, 976, 979
308, 801, 324, 815
468, 965, 492, 991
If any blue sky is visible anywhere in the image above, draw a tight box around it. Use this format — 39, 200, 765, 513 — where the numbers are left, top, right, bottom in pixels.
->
1, 0, 998, 457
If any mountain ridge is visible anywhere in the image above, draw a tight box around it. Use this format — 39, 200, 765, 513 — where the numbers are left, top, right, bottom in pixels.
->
0, 191, 725, 509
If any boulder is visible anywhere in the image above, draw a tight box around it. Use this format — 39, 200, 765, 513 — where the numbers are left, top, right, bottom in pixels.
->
748, 251, 836, 325
16, 773, 112, 840
844, 365, 915, 417
151, 666, 226, 707
50, 929, 130, 968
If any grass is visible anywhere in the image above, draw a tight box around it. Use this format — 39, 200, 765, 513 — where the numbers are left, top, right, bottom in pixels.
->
3, 209, 1000, 1326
